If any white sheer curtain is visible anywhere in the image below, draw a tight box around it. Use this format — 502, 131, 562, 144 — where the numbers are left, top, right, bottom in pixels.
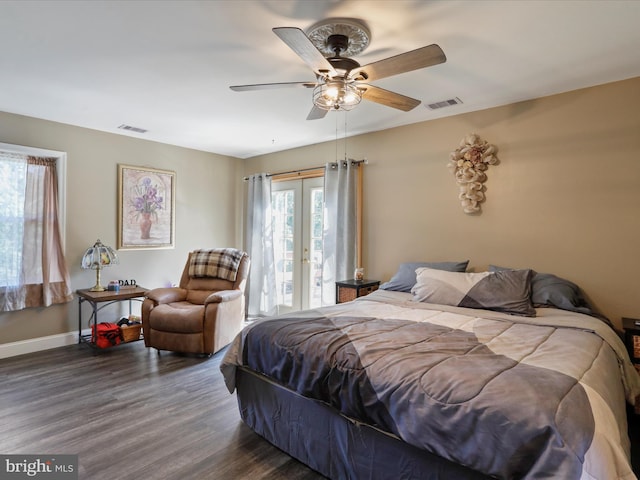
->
322, 161, 358, 305
0, 154, 73, 311
245, 173, 278, 318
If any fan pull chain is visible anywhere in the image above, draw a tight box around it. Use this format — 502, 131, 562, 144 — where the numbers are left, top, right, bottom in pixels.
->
344, 112, 348, 161
335, 113, 339, 161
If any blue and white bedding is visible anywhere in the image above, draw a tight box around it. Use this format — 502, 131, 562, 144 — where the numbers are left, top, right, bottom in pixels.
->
222, 289, 640, 480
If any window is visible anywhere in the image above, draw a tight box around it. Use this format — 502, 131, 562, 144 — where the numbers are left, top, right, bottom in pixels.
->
0, 156, 26, 286
0, 143, 71, 311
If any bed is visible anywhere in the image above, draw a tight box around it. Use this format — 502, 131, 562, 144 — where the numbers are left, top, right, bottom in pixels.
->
221, 264, 640, 479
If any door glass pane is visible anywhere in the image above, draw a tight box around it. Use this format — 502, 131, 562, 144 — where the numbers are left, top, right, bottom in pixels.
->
308, 186, 323, 308
272, 189, 294, 307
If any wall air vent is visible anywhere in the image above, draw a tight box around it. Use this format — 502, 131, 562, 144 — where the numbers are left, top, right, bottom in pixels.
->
426, 97, 463, 110
117, 124, 147, 134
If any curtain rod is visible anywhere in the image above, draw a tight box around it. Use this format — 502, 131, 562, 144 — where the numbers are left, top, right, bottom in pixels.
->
243, 158, 367, 181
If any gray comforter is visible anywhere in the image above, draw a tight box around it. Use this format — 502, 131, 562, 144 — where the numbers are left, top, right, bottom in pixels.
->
222, 290, 640, 480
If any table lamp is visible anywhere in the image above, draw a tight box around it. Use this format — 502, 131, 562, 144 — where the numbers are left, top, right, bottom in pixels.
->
81, 239, 118, 291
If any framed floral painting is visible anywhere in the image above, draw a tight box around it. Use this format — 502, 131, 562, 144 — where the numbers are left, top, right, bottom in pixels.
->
117, 164, 175, 250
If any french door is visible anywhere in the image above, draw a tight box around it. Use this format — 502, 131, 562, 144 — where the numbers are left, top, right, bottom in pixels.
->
271, 177, 324, 313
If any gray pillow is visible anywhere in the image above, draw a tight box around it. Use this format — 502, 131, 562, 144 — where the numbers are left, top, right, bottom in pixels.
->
489, 265, 595, 315
412, 267, 536, 317
380, 261, 469, 293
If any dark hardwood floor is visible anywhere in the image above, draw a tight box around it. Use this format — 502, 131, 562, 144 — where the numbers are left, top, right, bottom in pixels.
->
0, 341, 324, 480
2, 340, 640, 480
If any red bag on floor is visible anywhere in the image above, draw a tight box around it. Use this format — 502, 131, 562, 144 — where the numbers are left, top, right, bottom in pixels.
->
92, 322, 122, 348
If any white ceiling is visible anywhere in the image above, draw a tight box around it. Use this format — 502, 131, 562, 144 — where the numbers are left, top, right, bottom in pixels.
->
1, 0, 639, 159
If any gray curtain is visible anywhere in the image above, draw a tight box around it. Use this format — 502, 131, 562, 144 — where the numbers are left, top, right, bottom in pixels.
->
245, 173, 278, 318
322, 161, 358, 305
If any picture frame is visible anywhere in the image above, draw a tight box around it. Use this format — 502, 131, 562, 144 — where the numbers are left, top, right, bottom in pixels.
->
117, 164, 175, 250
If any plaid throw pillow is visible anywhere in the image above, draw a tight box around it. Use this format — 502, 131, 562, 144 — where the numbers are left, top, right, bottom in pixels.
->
188, 248, 244, 282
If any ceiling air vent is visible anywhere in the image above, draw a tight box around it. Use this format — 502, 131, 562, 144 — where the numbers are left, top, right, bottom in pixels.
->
426, 97, 463, 110
117, 124, 147, 134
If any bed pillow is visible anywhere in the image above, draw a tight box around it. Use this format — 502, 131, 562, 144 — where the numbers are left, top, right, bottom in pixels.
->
411, 267, 536, 316
379, 261, 469, 293
489, 265, 595, 315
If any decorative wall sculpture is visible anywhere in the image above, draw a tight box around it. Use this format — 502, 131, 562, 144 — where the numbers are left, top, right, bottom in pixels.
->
447, 133, 499, 214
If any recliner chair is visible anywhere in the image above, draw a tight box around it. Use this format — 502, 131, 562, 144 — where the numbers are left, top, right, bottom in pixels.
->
142, 249, 250, 355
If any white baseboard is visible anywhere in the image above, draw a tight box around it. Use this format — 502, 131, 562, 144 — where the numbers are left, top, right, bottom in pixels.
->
0, 331, 80, 359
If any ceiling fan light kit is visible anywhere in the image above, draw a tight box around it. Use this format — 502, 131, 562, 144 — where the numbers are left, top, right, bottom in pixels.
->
313, 79, 362, 111
230, 18, 446, 119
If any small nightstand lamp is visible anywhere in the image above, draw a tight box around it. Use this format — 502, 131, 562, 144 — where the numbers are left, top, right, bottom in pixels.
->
81, 239, 118, 292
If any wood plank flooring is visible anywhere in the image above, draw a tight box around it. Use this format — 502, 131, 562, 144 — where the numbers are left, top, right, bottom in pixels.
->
3, 341, 640, 479
0, 341, 324, 480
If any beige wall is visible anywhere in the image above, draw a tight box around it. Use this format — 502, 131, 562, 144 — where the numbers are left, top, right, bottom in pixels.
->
1, 76, 638, 347
244, 76, 640, 329
0, 112, 242, 344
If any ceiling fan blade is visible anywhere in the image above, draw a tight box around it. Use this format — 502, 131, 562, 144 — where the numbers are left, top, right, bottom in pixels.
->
350, 44, 446, 82
306, 105, 329, 120
230, 81, 317, 92
359, 84, 421, 111
273, 27, 337, 77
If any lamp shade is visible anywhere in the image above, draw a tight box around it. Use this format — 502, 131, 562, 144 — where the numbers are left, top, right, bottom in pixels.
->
82, 239, 118, 291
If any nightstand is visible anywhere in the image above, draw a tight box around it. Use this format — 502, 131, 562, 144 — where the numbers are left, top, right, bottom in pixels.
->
622, 317, 640, 366
335, 279, 380, 304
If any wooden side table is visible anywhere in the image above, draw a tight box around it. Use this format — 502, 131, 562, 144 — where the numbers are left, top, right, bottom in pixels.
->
77, 286, 148, 346
622, 317, 640, 368
335, 279, 380, 304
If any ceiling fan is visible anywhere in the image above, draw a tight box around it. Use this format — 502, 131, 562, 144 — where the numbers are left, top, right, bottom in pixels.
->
230, 19, 446, 120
